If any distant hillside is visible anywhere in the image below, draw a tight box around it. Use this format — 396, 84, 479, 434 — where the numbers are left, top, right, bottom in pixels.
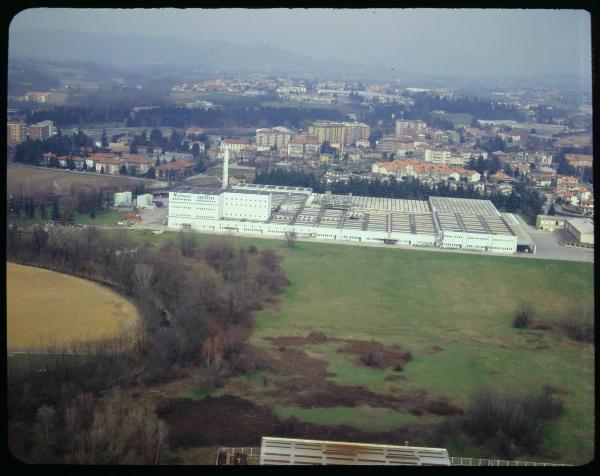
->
8, 29, 372, 77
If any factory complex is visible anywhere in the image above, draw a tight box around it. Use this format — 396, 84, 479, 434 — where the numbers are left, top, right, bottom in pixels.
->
167, 152, 517, 253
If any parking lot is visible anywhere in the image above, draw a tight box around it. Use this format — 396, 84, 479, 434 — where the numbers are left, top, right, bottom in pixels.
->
507, 213, 594, 263
138, 199, 169, 230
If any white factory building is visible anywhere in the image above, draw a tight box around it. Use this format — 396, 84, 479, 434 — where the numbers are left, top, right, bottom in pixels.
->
167, 151, 517, 254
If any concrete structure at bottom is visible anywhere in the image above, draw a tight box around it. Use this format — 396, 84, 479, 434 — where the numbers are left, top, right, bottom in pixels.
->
257, 437, 451, 466
167, 183, 518, 254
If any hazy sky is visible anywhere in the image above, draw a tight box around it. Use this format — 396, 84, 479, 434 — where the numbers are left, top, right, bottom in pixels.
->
11, 8, 592, 77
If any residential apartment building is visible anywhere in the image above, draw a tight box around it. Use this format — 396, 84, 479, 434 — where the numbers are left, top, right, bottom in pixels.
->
7, 121, 27, 146
95, 157, 122, 175
424, 148, 453, 164
395, 119, 427, 137
155, 161, 195, 180
309, 121, 345, 145
287, 134, 320, 158
24, 92, 52, 103
372, 159, 480, 183
27, 121, 54, 140
220, 139, 249, 157
396, 137, 417, 157
308, 121, 370, 146
256, 126, 293, 150
123, 154, 154, 175
185, 128, 205, 138
565, 154, 593, 169
376, 135, 398, 154
343, 122, 371, 145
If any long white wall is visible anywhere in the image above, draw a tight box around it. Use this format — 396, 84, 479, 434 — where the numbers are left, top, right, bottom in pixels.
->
168, 215, 437, 248
222, 192, 271, 221
169, 191, 222, 221
440, 230, 517, 253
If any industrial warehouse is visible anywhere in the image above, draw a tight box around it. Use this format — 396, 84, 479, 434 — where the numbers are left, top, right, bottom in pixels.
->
167, 151, 518, 254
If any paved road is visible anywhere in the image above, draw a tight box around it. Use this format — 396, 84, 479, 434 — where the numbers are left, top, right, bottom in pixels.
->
506, 213, 594, 263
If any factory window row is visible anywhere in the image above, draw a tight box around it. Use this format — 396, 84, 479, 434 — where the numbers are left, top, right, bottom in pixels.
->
172, 206, 218, 212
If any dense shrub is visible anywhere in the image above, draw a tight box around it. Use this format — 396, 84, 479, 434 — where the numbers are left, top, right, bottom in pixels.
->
360, 350, 384, 368
464, 386, 564, 458
561, 308, 594, 342
201, 240, 235, 273
512, 303, 534, 329
561, 316, 594, 343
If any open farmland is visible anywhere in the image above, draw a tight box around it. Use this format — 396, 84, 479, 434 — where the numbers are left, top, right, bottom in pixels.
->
7, 262, 139, 351
7, 164, 163, 197
142, 231, 593, 464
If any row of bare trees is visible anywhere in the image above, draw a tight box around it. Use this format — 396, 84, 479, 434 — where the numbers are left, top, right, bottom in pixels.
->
18, 390, 169, 464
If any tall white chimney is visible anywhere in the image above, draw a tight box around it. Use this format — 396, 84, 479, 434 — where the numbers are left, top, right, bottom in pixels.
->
222, 148, 229, 189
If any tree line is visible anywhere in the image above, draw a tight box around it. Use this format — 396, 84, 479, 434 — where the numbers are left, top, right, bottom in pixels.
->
26, 106, 130, 127
409, 94, 527, 122
14, 130, 96, 165
8, 186, 108, 224
126, 105, 346, 129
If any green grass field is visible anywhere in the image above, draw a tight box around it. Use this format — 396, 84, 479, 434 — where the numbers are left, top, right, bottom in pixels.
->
128, 229, 593, 463
74, 209, 123, 225
259, 100, 340, 109
250, 241, 593, 464
433, 112, 473, 127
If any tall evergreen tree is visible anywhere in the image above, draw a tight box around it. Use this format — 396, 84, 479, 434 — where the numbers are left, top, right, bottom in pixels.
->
101, 129, 109, 149
51, 200, 60, 221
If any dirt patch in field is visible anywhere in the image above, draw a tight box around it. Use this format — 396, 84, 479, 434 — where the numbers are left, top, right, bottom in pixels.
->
156, 395, 431, 450
384, 374, 407, 382
265, 344, 334, 380
261, 344, 462, 417
421, 345, 444, 355
156, 396, 281, 447
530, 320, 560, 331
336, 340, 413, 370
266, 332, 337, 347
530, 319, 593, 344
153, 335, 462, 454
270, 377, 462, 417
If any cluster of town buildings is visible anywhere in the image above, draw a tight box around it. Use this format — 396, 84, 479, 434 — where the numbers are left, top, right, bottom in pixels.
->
169, 76, 456, 106
8, 91, 54, 104
8, 113, 594, 210
7, 119, 54, 146
40, 150, 195, 181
